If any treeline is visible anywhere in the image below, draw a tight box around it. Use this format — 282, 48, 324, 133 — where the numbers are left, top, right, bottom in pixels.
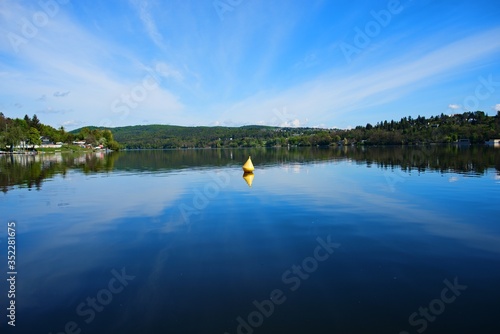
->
0, 113, 120, 151
100, 111, 500, 149
354, 111, 500, 145
3, 111, 499, 151
0, 113, 69, 150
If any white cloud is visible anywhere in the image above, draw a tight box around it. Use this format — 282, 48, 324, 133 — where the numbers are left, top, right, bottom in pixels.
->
281, 119, 302, 127
130, 0, 164, 49
448, 104, 461, 110
494, 104, 500, 112
53, 91, 70, 97
293, 52, 319, 70
60, 120, 82, 128
154, 62, 183, 81
37, 107, 72, 114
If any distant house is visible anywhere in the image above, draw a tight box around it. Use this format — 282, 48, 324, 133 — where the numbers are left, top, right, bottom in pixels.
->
37, 136, 62, 148
73, 140, 86, 148
485, 139, 500, 147
41, 136, 53, 145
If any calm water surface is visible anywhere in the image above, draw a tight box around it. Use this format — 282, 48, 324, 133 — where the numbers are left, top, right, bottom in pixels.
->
1, 147, 499, 334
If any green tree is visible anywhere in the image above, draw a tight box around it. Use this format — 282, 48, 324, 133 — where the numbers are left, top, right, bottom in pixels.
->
24, 114, 31, 126
5, 125, 23, 152
31, 114, 41, 130
102, 129, 113, 143
107, 140, 121, 151
27, 128, 42, 148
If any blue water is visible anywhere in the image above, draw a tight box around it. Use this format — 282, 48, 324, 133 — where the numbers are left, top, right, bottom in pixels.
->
0, 147, 499, 333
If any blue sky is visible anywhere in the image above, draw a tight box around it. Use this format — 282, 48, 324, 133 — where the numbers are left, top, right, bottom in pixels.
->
1, 0, 499, 130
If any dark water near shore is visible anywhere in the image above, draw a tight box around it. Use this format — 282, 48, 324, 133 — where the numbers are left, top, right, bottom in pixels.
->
1, 146, 499, 333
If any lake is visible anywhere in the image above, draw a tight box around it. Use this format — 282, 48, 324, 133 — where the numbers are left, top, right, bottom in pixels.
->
1, 146, 499, 334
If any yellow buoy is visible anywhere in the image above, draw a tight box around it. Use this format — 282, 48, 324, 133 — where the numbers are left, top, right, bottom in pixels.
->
242, 156, 255, 173
242, 172, 254, 187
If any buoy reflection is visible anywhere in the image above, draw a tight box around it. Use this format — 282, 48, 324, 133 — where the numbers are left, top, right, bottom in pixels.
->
242, 172, 254, 187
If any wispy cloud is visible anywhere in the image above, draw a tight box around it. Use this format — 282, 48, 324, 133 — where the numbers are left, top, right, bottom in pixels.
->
60, 120, 82, 128
154, 62, 183, 81
53, 91, 70, 97
130, 0, 164, 49
37, 107, 72, 114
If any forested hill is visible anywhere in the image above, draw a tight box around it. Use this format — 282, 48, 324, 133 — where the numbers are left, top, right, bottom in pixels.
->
100, 124, 287, 149
71, 111, 500, 149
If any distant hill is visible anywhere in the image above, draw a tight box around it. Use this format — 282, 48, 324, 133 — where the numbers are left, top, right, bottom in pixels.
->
70, 111, 500, 149
71, 124, 315, 149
